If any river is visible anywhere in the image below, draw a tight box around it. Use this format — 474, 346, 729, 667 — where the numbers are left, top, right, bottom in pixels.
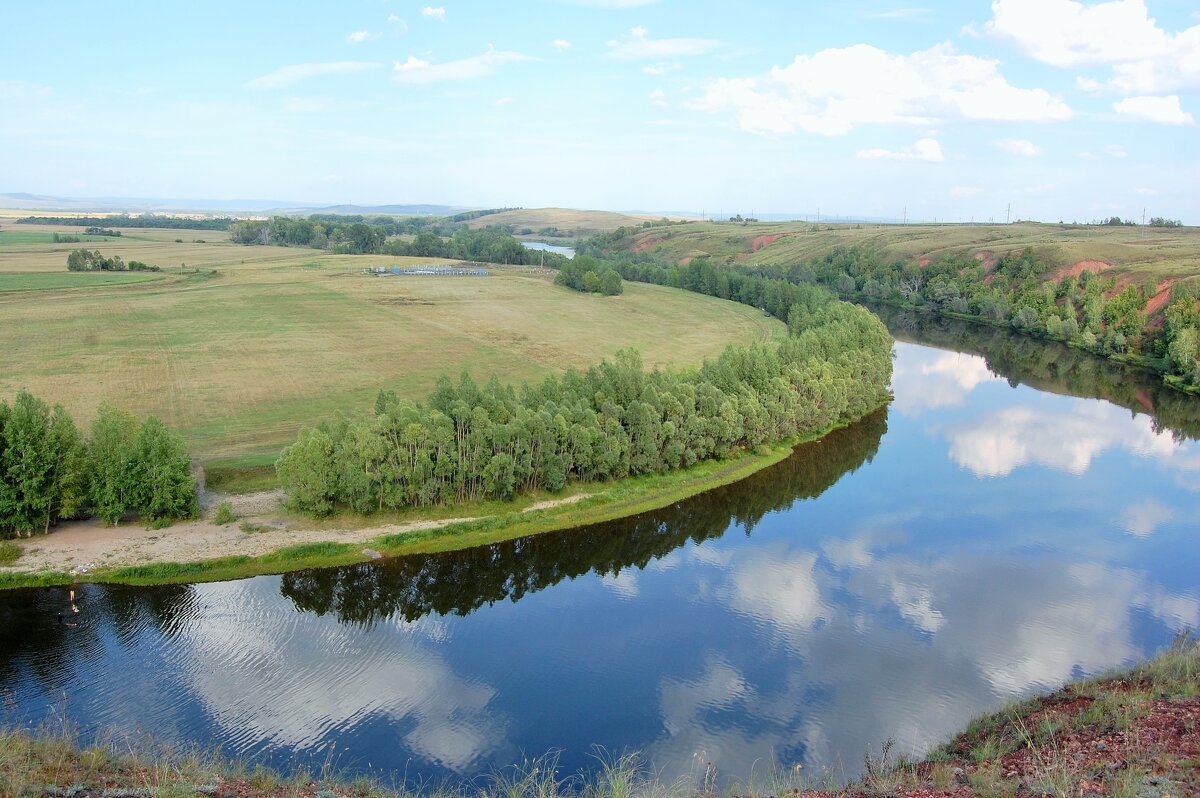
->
520, 241, 576, 259
1, 315, 1197, 787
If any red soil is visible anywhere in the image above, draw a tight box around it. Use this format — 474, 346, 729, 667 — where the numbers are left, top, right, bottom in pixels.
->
974, 250, 999, 271
918, 257, 932, 267
751, 233, 785, 252
677, 256, 694, 266
632, 235, 665, 253
1053, 259, 1111, 281
1146, 279, 1177, 317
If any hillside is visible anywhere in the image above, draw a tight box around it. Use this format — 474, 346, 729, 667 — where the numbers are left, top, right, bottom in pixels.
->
0, 215, 783, 465
618, 221, 1200, 287
465, 207, 645, 240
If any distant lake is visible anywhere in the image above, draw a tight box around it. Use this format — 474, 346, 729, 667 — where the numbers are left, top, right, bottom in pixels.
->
2, 314, 1197, 788
520, 241, 575, 259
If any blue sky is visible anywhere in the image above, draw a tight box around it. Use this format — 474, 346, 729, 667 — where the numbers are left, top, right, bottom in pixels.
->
1, 0, 1197, 221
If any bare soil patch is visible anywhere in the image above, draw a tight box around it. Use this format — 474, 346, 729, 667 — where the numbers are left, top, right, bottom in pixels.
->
751, 233, 785, 252
1054, 259, 1112, 281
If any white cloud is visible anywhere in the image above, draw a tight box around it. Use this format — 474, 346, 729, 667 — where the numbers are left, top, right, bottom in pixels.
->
1105, 144, 1128, 158
951, 186, 981, 197
495, 96, 514, 106
693, 43, 1071, 136
1120, 499, 1174, 537
571, 0, 658, 6
553, 39, 572, 51
347, 31, 375, 44
393, 47, 530, 84
986, 0, 1200, 95
995, 138, 1042, 156
246, 61, 381, 90
857, 137, 945, 162
1113, 95, 1195, 125
606, 26, 720, 60
387, 14, 408, 32
421, 6, 446, 21
1135, 187, 1159, 196
649, 87, 667, 107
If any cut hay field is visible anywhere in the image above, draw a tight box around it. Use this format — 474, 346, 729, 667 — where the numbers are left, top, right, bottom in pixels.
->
0, 216, 784, 466
628, 220, 1200, 287
466, 207, 644, 239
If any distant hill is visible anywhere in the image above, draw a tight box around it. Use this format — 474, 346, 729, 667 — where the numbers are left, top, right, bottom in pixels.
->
464, 207, 644, 239
277, 203, 474, 217
0, 192, 300, 214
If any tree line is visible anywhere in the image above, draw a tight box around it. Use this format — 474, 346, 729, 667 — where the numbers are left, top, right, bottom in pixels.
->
20, 214, 235, 231
579, 228, 1200, 392
275, 291, 892, 516
0, 392, 197, 538
228, 216, 567, 266
66, 249, 161, 272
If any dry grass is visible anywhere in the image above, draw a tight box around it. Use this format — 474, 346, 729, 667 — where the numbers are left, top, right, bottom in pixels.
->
0, 216, 782, 463
466, 208, 644, 238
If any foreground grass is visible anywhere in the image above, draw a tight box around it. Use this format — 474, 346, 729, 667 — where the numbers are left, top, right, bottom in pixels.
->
4, 636, 1196, 798
0, 434, 808, 591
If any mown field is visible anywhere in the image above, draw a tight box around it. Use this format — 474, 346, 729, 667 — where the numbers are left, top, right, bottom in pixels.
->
627, 220, 1200, 287
0, 216, 784, 466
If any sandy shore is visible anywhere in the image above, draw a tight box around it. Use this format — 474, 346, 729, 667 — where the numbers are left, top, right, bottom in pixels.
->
6, 490, 588, 576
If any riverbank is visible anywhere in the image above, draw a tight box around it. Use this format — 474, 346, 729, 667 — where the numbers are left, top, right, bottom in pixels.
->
4, 635, 1195, 798
0, 428, 819, 591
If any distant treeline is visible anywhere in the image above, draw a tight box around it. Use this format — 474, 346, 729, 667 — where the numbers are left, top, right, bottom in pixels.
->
276, 288, 892, 515
20, 214, 234, 231
66, 249, 160, 272
0, 392, 197, 538
229, 216, 567, 265
554, 256, 623, 295
580, 227, 1200, 392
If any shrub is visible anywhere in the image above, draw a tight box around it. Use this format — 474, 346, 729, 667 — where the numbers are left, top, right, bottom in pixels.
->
213, 502, 235, 525
0, 540, 21, 564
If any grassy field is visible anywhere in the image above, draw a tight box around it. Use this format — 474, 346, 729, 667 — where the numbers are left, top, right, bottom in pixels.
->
0, 215, 783, 465
466, 207, 645, 239
627, 220, 1200, 287
0, 271, 166, 291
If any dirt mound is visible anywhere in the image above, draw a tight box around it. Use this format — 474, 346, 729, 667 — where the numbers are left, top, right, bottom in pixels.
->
751, 233, 785, 252
1054, 259, 1111, 281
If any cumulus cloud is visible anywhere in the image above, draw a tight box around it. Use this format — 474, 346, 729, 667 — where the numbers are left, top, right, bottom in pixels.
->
986, 0, 1200, 95
421, 6, 446, 21
995, 138, 1042, 156
892, 349, 1000, 416
945, 402, 1187, 478
346, 31, 375, 44
606, 26, 720, 60
387, 14, 408, 32
1113, 95, 1195, 125
246, 61, 381, 90
649, 87, 667, 107
393, 47, 531, 84
693, 43, 1071, 136
857, 137, 945, 162
553, 39, 572, 51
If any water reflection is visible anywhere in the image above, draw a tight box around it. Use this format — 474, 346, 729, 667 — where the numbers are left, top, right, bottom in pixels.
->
1, 331, 1198, 785
278, 412, 887, 626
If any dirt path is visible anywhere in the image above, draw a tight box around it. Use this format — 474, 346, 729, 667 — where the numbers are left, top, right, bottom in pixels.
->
6, 491, 590, 576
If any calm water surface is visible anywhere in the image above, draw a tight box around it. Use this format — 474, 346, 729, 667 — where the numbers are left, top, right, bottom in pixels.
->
520, 241, 576, 258
2, 320, 1198, 785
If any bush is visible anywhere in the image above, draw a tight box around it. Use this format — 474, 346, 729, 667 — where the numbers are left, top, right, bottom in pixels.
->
0, 540, 21, 564
213, 502, 235, 525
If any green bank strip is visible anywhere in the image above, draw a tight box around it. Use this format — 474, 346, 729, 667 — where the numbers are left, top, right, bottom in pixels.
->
0, 417, 857, 591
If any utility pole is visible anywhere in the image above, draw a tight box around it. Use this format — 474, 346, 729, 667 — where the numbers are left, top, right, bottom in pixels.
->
903, 206, 907, 225
1142, 208, 1146, 226
1006, 203, 1011, 224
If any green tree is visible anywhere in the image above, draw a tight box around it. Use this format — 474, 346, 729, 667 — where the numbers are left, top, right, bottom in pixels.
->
89, 402, 139, 525
130, 415, 198, 521
276, 428, 338, 516
599, 270, 624, 296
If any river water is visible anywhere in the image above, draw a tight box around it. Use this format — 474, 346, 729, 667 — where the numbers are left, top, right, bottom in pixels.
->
1, 315, 1197, 786
520, 241, 576, 259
